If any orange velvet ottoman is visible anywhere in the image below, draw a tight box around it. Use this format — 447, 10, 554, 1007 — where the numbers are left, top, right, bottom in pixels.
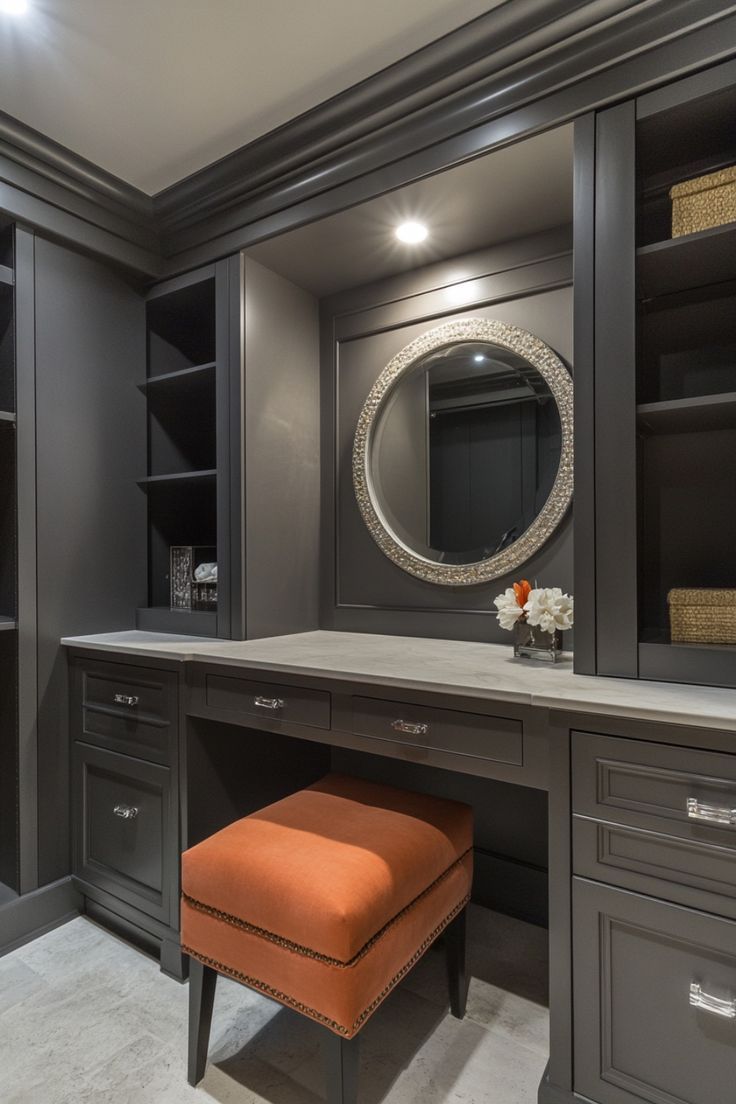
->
182, 773, 473, 1102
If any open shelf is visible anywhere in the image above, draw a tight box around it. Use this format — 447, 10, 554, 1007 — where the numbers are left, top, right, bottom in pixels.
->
0, 410, 15, 424
637, 222, 736, 300
135, 606, 218, 637
637, 391, 736, 434
0, 615, 16, 631
138, 361, 216, 394
0, 265, 13, 288
147, 278, 216, 378
137, 469, 216, 487
639, 639, 736, 689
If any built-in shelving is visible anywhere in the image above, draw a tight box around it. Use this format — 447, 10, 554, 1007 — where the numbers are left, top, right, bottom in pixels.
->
0, 218, 19, 892
138, 361, 216, 394
637, 223, 736, 299
137, 270, 220, 637
634, 73, 736, 687
637, 391, 736, 434
137, 469, 217, 487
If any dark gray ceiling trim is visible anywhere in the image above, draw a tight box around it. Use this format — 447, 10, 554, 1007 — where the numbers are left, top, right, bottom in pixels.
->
161, 3, 736, 275
0, 108, 152, 221
156, 0, 735, 259
0, 111, 160, 276
155, 0, 629, 229
0, 0, 733, 281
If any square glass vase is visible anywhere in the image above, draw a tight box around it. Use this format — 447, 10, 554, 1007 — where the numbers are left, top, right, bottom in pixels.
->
513, 621, 563, 662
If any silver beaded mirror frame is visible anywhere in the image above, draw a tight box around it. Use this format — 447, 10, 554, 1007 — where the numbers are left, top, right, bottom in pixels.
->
352, 318, 574, 586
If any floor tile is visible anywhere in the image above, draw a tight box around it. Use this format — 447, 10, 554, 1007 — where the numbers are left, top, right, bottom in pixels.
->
0, 907, 549, 1104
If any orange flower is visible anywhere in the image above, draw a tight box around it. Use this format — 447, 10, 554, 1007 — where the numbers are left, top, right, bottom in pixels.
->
513, 579, 532, 609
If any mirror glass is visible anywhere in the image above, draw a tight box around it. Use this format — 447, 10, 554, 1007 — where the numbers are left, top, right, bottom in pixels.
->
354, 319, 573, 586
370, 341, 562, 566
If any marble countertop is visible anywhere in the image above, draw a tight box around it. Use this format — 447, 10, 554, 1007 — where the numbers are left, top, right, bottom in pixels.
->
61, 629, 736, 732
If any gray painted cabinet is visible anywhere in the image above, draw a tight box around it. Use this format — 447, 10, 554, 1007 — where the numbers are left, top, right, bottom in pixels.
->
70, 654, 183, 971
573, 879, 736, 1104
571, 728, 736, 1104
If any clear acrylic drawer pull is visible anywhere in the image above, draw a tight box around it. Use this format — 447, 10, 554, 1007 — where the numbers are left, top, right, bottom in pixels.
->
391, 719, 429, 736
113, 693, 139, 707
687, 797, 736, 827
113, 804, 139, 820
690, 983, 736, 1019
254, 696, 284, 710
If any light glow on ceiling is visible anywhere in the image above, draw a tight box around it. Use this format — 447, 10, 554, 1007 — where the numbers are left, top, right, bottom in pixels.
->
395, 220, 428, 244
0, 0, 28, 13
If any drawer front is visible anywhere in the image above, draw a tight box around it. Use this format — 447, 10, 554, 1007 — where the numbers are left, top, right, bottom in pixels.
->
573, 731, 736, 845
574, 878, 736, 1104
73, 742, 176, 924
574, 816, 736, 920
73, 658, 178, 763
204, 673, 331, 730
351, 696, 523, 766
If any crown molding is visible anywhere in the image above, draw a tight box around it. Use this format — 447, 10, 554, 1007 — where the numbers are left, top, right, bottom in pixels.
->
0, 0, 733, 279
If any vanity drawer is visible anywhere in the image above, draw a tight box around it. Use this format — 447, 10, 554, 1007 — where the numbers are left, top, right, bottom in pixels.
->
204, 673, 331, 730
72, 658, 178, 763
573, 816, 736, 920
572, 731, 736, 842
351, 696, 523, 766
574, 878, 736, 1104
72, 742, 176, 925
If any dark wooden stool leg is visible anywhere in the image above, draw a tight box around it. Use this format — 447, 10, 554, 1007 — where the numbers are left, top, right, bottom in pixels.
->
445, 906, 469, 1019
323, 1027, 360, 1104
188, 957, 218, 1086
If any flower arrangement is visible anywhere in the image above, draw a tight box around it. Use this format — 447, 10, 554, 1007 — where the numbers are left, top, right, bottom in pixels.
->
493, 579, 574, 634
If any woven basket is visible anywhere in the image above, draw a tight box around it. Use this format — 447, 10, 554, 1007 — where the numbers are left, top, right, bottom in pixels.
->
670, 167, 736, 238
668, 588, 736, 645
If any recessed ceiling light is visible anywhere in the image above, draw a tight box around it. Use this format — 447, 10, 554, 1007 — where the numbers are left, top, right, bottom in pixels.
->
395, 221, 428, 244
0, 0, 28, 13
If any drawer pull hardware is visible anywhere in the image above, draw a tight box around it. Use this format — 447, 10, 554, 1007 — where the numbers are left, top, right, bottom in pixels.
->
687, 797, 736, 827
689, 983, 736, 1020
391, 719, 429, 737
254, 696, 284, 711
113, 693, 140, 707
113, 804, 139, 820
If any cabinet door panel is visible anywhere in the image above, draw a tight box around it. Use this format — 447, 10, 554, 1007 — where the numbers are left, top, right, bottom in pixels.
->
574, 878, 736, 1104
73, 742, 176, 924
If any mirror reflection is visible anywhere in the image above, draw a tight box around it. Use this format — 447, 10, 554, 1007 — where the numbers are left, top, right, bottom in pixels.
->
370, 341, 562, 566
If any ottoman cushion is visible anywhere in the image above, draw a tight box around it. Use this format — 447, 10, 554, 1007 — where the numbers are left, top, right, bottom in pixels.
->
181, 773, 473, 1037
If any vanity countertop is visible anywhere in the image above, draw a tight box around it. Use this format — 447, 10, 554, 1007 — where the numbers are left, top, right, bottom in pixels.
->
61, 629, 736, 732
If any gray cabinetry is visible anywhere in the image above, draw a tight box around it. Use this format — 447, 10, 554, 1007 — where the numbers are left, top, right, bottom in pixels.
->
73, 743, 175, 925
70, 654, 182, 973
573, 731, 736, 919
573, 878, 736, 1104
572, 727, 736, 1103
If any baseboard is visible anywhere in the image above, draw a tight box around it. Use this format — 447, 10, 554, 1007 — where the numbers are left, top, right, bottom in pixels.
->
538, 1067, 595, 1104
0, 876, 82, 956
473, 848, 549, 927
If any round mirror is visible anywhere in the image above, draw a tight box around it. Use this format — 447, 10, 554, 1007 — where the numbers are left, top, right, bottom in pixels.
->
353, 318, 573, 585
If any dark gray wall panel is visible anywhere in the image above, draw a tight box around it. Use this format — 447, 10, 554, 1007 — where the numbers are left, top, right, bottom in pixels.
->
331, 746, 549, 925
34, 238, 146, 885
243, 257, 321, 640
324, 244, 573, 642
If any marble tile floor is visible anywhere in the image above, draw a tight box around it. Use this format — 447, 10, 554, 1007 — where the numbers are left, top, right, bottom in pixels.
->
0, 905, 549, 1104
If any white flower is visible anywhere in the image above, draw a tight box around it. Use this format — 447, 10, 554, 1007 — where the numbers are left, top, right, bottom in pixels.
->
493, 588, 525, 631
524, 588, 574, 633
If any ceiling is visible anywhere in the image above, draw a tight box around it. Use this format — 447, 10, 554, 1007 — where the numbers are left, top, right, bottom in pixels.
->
247, 124, 574, 296
0, 0, 503, 194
